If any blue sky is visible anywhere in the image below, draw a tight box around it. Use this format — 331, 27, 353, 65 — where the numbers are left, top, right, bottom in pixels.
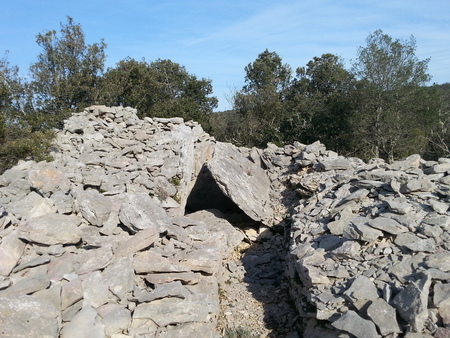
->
2, 0, 449, 111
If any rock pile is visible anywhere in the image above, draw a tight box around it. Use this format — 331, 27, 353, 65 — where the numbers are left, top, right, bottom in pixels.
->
0, 106, 273, 337
271, 142, 450, 337
1, 104, 450, 338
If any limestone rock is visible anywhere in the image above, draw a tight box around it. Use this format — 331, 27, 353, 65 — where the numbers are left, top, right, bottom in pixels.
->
119, 192, 172, 233
392, 274, 432, 332
331, 310, 379, 338
206, 142, 273, 223
18, 213, 83, 245
367, 298, 402, 335
0, 295, 60, 337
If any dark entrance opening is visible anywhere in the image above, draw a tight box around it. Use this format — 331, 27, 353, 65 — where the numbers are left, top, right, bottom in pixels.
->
185, 165, 254, 225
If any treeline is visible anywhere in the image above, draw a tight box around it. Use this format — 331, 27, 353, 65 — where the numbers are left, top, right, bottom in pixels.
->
1, 18, 449, 174
212, 31, 450, 163
0, 17, 217, 173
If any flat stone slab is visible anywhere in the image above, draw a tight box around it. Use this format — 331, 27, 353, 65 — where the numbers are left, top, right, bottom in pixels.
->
206, 142, 272, 223
0, 295, 60, 337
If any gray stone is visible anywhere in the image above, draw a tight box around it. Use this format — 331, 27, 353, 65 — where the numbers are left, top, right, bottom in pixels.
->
77, 189, 112, 226
119, 192, 171, 233
392, 273, 432, 332
133, 297, 211, 327
61, 302, 105, 338
206, 142, 273, 223
133, 250, 190, 274
368, 216, 408, 235
137, 281, 190, 302
384, 198, 413, 214
50, 191, 74, 214
343, 216, 383, 242
424, 252, 450, 271
61, 278, 83, 310
429, 199, 449, 214
7, 191, 55, 220
97, 304, 131, 337
113, 228, 159, 257
0, 231, 26, 276
28, 166, 71, 196
399, 178, 434, 193
0, 295, 60, 337
0, 266, 50, 297
394, 232, 436, 253
344, 275, 379, 302
18, 213, 83, 245
74, 246, 113, 274
367, 298, 402, 335
12, 254, 51, 273
144, 272, 203, 285
318, 157, 353, 171
433, 283, 450, 307
82, 271, 110, 308
329, 240, 361, 260
102, 255, 134, 300
331, 310, 379, 338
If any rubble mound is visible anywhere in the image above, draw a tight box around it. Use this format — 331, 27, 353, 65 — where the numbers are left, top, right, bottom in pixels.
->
0, 105, 449, 337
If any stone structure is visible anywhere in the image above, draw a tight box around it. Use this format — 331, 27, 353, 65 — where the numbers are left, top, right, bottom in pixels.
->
0, 105, 449, 337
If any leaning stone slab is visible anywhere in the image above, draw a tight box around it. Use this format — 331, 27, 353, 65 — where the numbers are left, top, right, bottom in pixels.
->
7, 191, 55, 220
206, 142, 273, 223
77, 189, 112, 226
343, 216, 383, 242
18, 213, 83, 245
0, 295, 60, 337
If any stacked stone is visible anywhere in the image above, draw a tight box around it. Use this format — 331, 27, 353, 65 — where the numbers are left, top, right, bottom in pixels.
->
279, 145, 450, 337
0, 106, 247, 337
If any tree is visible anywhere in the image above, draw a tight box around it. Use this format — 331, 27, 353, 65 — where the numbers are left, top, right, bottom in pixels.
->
283, 54, 354, 150
232, 49, 292, 147
101, 58, 217, 129
149, 59, 217, 126
426, 83, 450, 158
29, 16, 107, 128
0, 52, 54, 174
350, 29, 436, 162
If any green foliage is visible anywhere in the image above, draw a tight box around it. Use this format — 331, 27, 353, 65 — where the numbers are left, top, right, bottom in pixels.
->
283, 53, 355, 150
231, 49, 292, 147
0, 128, 54, 173
350, 29, 436, 162
424, 83, 450, 159
29, 16, 107, 127
101, 58, 218, 130
221, 30, 442, 162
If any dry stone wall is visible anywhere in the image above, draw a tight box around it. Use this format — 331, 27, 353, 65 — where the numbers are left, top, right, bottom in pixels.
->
0, 106, 262, 337
259, 142, 450, 337
1, 105, 450, 337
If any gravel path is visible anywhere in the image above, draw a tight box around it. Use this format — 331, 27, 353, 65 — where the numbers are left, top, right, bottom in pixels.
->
217, 224, 302, 337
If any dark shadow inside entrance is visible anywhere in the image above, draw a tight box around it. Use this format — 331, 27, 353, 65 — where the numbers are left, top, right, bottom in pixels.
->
185, 164, 253, 225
